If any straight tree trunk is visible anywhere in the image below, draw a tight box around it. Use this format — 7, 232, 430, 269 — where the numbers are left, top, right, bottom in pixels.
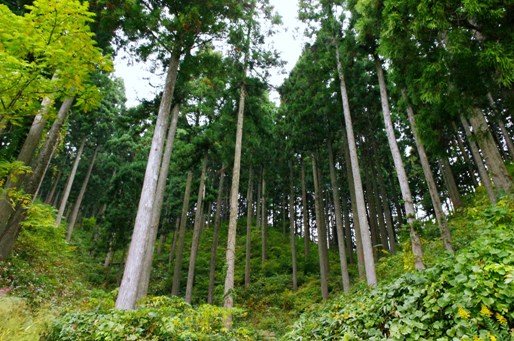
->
341, 130, 365, 277
208, 167, 225, 304
138, 103, 181, 300
185, 156, 208, 303
460, 116, 496, 203
312, 154, 329, 300
168, 219, 180, 264
116, 53, 180, 310
171, 171, 193, 296
375, 58, 424, 270
256, 174, 262, 228
289, 162, 298, 292
244, 167, 253, 289
336, 45, 376, 284
452, 124, 479, 188
405, 101, 453, 252
66, 146, 98, 241
498, 120, 514, 160
223, 77, 248, 317
261, 168, 267, 263
157, 233, 166, 256
33, 145, 57, 200
45, 171, 61, 204
56, 137, 86, 225
371, 171, 388, 254
300, 157, 310, 257
468, 108, 513, 193
327, 141, 350, 292
376, 170, 396, 254
439, 157, 463, 209
342, 197, 354, 262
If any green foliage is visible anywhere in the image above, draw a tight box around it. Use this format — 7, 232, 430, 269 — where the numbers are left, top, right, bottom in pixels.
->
0, 161, 31, 209
284, 196, 514, 340
0, 201, 90, 306
44, 295, 258, 340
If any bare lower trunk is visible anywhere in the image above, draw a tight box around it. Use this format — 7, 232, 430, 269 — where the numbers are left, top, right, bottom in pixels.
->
116, 53, 180, 310
261, 168, 267, 263
45, 171, 61, 204
312, 154, 329, 300
468, 108, 513, 193
208, 167, 225, 304
327, 141, 350, 292
300, 157, 310, 257
185, 156, 208, 303
452, 123, 479, 188
460, 116, 496, 203
138, 103, 181, 300
289, 162, 298, 291
375, 58, 424, 270
405, 101, 453, 252
376, 170, 396, 254
223, 80, 247, 320
66, 147, 98, 241
171, 171, 193, 296
336, 46, 376, 284
168, 220, 180, 264
439, 157, 462, 209
56, 137, 86, 225
244, 167, 253, 289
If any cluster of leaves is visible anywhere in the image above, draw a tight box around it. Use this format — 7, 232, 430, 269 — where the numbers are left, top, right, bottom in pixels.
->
43, 295, 257, 340
284, 196, 514, 340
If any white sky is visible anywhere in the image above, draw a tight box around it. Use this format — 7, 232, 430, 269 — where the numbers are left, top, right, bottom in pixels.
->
113, 1, 306, 108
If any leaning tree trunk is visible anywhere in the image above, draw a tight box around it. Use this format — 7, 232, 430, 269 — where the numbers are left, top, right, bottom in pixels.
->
171, 171, 193, 296
0, 98, 74, 260
375, 58, 424, 270
185, 156, 208, 303
468, 108, 513, 193
289, 162, 298, 292
223, 79, 248, 318
137, 103, 181, 301
208, 167, 225, 304
244, 167, 253, 289
327, 141, 350, 292
336, 44, 377, 285
312, 154, 329, 300
405, 100, 453, 252
300, 157, 310, 257
66, 146, 98, 242
56, 137, 86, 225
460, 116, 497, 203
116, 52, 180, 310
45, 171, 61, 204
376, 169, 396, 254
452, 123, 479, 188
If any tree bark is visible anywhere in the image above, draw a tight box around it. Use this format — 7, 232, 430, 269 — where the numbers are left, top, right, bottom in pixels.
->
244, 167, 253, 289
185, 156, 208, 303
45, 171, 61, 204
66, 146, 98, 241
336, 45, 376, 284
261, 168, 267, 263
223, 77, 247, 317
468, 108, 513, 193
289, 162, 298, 292
300, 156, 310, 257
208, 167, 225, 304
376, 169, 396, 254
460, 116, 496, 203
405, 101, 453, 252
312, 154, 329, 300
375, 58, 424, 270
116, 53, 180, 310
171, 171, 193, 296
452, 123, 479, 188
137, 103, 181, 300
56, 137, 86, 225
439, 157, 462, 209
327, 141, 350, 292
168, 219, 180, 264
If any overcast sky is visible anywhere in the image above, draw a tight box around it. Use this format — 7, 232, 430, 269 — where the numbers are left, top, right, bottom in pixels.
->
113, 1, 306, 108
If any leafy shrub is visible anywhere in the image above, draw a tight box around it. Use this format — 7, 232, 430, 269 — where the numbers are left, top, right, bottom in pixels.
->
43, 296, 258, 340
284, 197, 514, 340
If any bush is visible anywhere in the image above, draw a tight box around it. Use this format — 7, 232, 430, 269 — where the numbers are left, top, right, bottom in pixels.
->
43, 296, 258, 340
284, 197, 514, 340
